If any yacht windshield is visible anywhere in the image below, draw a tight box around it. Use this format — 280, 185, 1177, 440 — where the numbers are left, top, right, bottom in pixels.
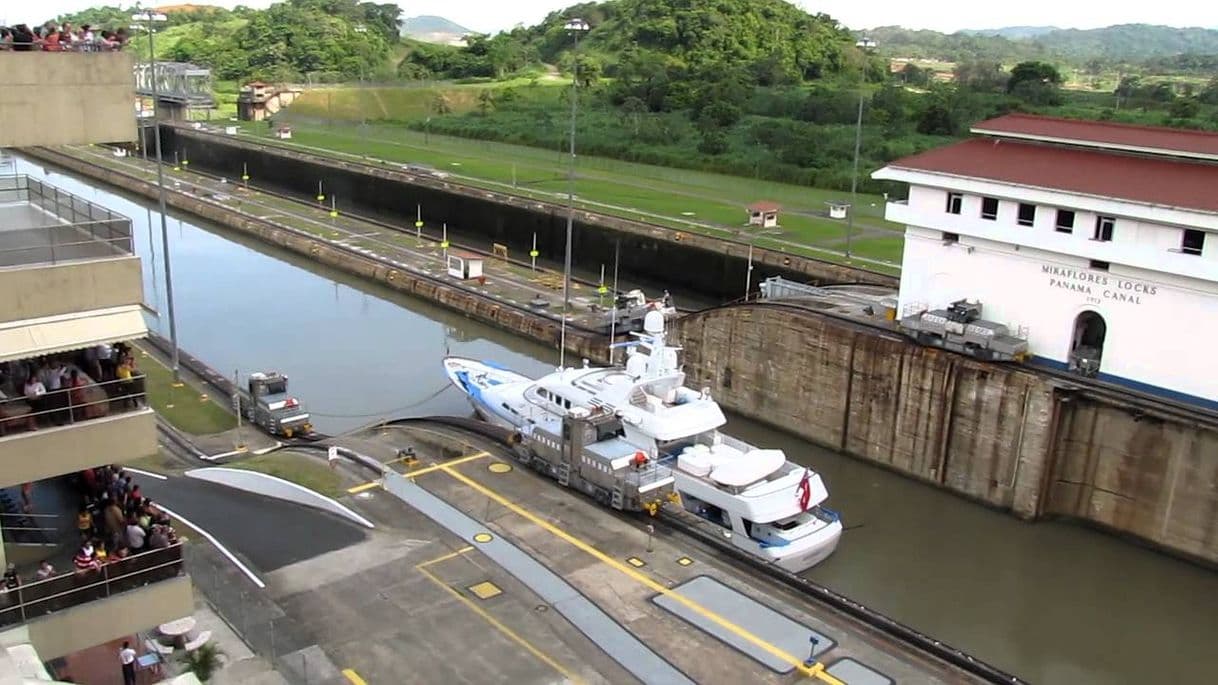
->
657, 430, 715, 458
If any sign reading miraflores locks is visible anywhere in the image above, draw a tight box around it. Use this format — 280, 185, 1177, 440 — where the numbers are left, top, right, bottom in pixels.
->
1042, 264, 1159, 305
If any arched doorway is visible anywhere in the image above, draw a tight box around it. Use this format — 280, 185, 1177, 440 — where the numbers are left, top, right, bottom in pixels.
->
1069, 311, 1106, 377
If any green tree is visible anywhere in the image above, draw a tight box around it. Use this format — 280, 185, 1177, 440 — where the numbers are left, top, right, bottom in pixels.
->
1169, 97, 1200, 120
1199, 77, 1218, 105
477, 89, 495, 116
178, 643, 225, 682
697, 129, 729, 155
1006, 61, 1063, 93
432, 92, 452, 115
899, 63, 931, 87
954, 60, 1007, 91
619, 95, 648, 135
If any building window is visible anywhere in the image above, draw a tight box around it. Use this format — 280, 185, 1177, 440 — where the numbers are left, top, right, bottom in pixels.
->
1182, 229, 1205, 256
1093, 216, 1115, 242
1055, 209, 1075, 233
1090, 259, 1109, 271
1017, 203, 1036, 227
945, 192, 963, 215
942, 232, 959, 244
980, 197, 999, 221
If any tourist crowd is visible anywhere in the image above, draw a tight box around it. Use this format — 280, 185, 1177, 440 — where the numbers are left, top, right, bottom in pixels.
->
0, 22, 130, 52
72, 465, 180, 575
0, 465, 181, 603
0, 343, 145, 435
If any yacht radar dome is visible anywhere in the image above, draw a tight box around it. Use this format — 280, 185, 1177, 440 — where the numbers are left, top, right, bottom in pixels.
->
643, 310, 665, 335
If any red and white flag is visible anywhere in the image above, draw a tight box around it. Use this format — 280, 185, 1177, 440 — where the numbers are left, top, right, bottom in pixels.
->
796, 468, 812, 512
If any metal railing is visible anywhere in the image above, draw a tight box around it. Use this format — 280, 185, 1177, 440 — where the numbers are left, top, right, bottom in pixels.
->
1, 374, 147, 435
0, 543, 184, 628
0, 511, 61, 542
0, 175, 133, 266
623, 462, 674, 489
1, 40, 125, 53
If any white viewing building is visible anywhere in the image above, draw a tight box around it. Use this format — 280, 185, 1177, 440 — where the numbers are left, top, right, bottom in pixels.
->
874, 114, 1217, 409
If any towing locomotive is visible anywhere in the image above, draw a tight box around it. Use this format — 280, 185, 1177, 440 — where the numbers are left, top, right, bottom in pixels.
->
900, 300, 1029, 362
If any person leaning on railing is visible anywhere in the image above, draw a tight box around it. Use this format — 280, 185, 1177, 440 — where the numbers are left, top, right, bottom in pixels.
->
0, 387, 37, 434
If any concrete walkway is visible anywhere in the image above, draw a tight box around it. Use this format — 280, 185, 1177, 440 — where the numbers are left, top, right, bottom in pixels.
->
381, 470, 696, 685
137, 475, 366, 572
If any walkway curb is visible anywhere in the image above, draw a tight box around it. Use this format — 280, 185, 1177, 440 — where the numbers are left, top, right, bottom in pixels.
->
184, 467, 375, 529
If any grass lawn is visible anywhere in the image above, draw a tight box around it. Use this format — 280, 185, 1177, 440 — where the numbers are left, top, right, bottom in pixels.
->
844, 236, 907, 264
137, 349, 237, 436
236, 115, 905, 265
125, 451, 182, 476
227, 452, 344, 499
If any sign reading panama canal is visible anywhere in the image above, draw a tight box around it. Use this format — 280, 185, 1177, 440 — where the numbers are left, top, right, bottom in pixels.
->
1042, 264, 1159, 305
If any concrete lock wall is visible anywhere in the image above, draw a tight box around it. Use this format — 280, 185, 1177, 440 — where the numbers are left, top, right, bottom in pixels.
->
23, 147, 611, 364
672, 303, 1218, 565
0, 257, 144, 323
0, 53, 136, 146
161, 125, 897, 300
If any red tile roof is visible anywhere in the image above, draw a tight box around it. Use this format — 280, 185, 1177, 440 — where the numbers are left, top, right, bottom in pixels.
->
971, 113, 1218, 158
884, 138, 1218, 213
747, 201, 781, 212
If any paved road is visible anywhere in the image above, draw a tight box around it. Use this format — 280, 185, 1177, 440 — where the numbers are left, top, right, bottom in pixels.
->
138, 475, 366, 572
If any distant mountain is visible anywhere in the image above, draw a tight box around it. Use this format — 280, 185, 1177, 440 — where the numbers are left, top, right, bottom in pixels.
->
1034, 24, 1218, 61
866, 23, 1218, 64
960, 26, 1060, 40
399, 15, 471, 45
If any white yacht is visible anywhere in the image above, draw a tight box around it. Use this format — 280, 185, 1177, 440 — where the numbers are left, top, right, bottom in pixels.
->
443, 311, 842, 573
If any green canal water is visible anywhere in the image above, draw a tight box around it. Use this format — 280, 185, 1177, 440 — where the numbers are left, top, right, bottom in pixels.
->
16, 156, 1218, 685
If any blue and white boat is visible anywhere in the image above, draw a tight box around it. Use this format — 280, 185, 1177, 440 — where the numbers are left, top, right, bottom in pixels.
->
444, 311, 842, 572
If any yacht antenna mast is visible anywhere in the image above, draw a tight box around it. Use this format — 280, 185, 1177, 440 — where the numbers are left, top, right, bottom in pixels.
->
608, 238, 620, 364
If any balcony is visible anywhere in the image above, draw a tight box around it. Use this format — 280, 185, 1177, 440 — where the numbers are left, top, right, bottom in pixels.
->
0, 176, 144, 323
0, 51, 136, 146
0, 377, 155, 489
0, 544, 192, 659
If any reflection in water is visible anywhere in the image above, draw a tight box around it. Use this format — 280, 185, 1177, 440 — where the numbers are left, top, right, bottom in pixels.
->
17, 157, 1218, 685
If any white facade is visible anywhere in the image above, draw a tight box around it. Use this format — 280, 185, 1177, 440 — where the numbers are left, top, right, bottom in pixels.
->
877, 168, 1218, 407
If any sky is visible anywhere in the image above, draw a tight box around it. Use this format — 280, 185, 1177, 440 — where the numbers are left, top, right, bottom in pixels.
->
12, 0, 1218, 35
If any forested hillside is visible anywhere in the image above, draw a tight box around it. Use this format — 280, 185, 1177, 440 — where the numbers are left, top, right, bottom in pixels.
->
398, 0, 873, 86
52, 0, 402, 81
868, 23, 1218, 65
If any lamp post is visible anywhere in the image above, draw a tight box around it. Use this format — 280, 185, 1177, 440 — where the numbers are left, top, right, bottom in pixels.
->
558, 17, 590, 369
743, 227, 781, 299
133, 8, 181, 381
847, 37, 877, 261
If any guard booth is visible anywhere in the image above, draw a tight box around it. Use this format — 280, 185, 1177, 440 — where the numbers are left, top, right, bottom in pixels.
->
746, 201, 780, 228
827, 201, 850, 220
447, 251, 484, 281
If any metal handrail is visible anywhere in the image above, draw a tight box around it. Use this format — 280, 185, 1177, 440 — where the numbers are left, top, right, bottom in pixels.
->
0, 40, 126, 53
0, 543, 184, 627
0, 232, 133, 266
1, 374, 148, 428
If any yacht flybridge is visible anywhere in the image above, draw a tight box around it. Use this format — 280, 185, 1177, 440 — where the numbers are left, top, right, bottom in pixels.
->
443, 310, 842, 572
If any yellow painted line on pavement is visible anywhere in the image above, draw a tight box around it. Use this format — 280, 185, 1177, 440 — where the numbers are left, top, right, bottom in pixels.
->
341, 668, 368, 685
416, 563, 583, 683
348, 450, 489, 494
402, 452, 490, 479
416, 545, 475, 570
440, 465, 826, 679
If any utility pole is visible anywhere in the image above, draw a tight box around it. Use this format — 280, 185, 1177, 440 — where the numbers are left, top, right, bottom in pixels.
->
558, 18, 590, 368
134, 7, 180, 381
847, 37, 878, 261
